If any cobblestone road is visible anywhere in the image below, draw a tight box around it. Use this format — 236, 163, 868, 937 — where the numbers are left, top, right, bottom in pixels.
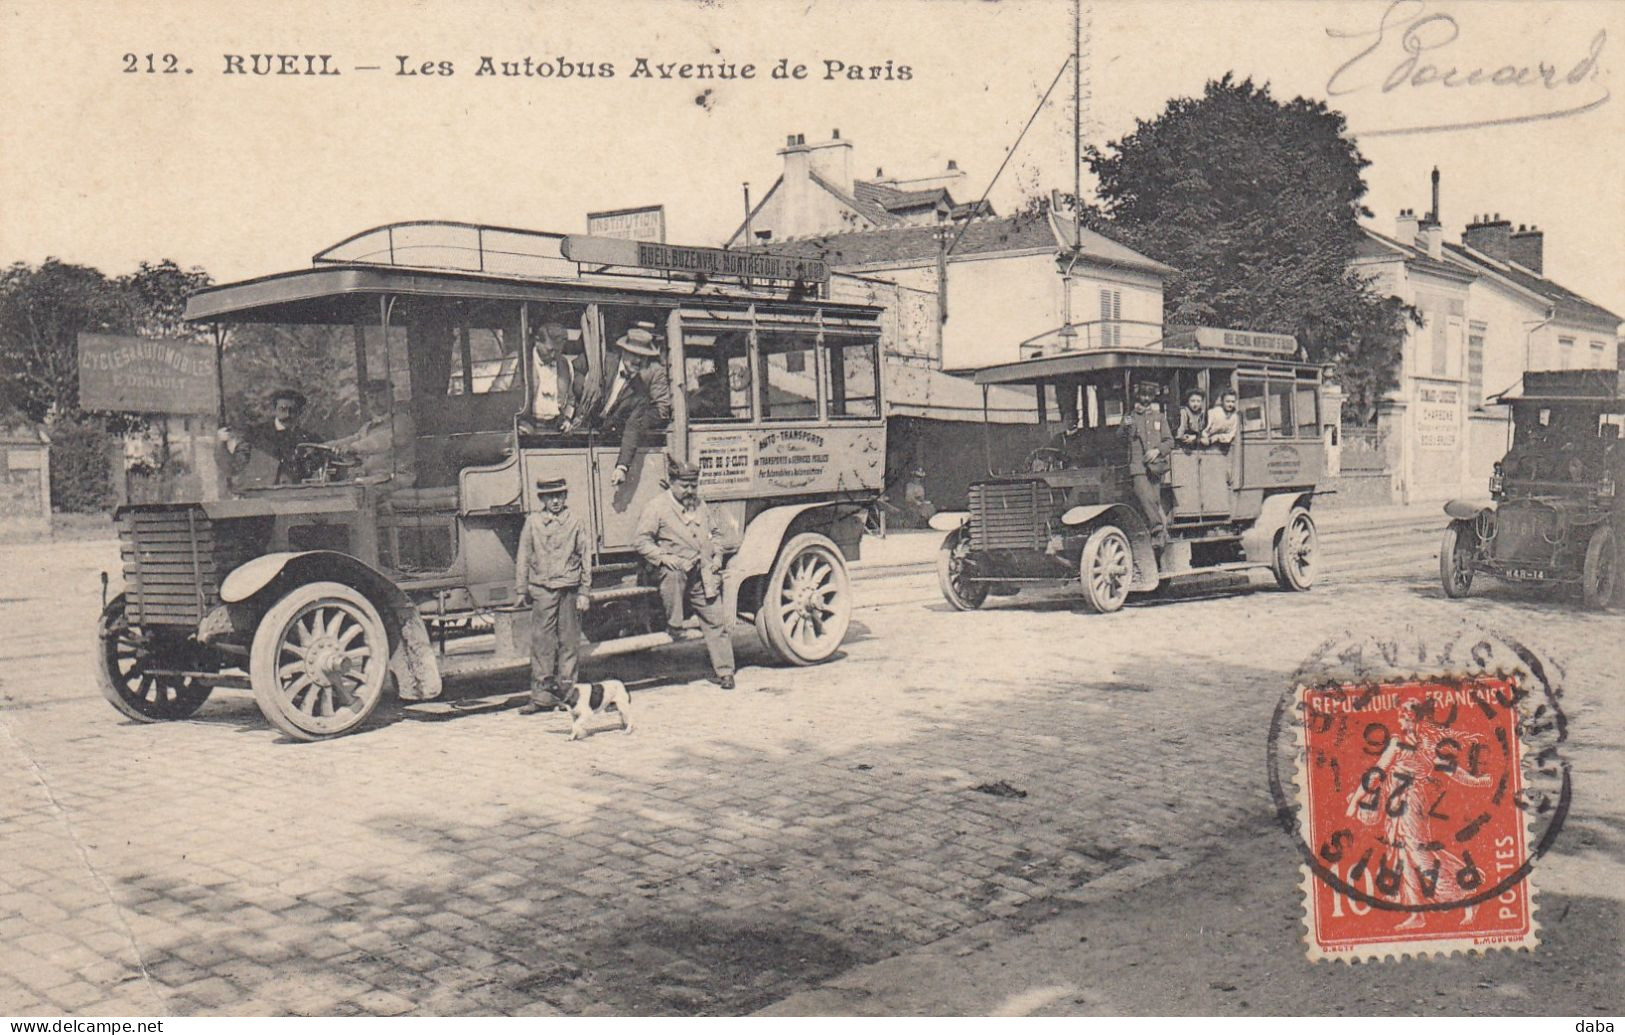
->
1, 526, 1620, 1016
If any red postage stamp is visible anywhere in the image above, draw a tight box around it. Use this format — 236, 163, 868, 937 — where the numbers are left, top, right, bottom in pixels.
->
1293, 675, 1541, 961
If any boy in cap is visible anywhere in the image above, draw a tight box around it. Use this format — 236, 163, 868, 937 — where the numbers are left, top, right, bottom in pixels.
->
514, 477, 594, 714
633, 459, 735, 689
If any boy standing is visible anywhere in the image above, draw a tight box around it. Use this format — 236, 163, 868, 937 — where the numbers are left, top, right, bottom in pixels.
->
515, 477, 593, 714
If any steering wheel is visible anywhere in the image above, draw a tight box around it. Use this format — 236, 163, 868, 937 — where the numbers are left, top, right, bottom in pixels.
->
290, 442, 359, 483
1025, 445, 1067, 472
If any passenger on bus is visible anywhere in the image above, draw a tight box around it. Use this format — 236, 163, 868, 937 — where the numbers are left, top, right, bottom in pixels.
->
523, 320, 586, 433
1176, 389, 1207, 448
582, 327, 672, 485
1202, 389, 1240, 449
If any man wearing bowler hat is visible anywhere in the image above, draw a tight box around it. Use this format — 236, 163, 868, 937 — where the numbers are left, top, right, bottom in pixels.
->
633, 459, 735, 689
514, 476, 594, 714
586, 325, 672, 486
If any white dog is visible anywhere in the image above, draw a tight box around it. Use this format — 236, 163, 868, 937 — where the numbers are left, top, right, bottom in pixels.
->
556, 679, 634, 741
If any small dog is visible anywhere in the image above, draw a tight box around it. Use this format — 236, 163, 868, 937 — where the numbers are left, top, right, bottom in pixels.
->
558, 679, 634, 741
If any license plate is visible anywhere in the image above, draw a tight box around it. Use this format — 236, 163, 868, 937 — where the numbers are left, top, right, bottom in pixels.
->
1504, 568, 1548, 580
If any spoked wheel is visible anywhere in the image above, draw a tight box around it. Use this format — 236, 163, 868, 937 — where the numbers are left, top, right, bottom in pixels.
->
755, 533, 852, 665
1582, 525, 1618, 610
1078, 525, 1132, 614
96, 593, 212, 722
1439, 521, 1477, 599
249, 581, 390, 740
936, 527, 989, 611
1273, 507, 1318, 592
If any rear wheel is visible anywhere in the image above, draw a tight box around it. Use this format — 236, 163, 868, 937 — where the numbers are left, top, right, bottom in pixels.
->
756, 533, 851, 665
936, 528, 988, 611
1582, 525, 1618, 610
1440, 521, 1476, 599
1272, 507, 1317, 592
96, 593, 212, 722
249, 581, 389, 740
1078, 525, 1132, 614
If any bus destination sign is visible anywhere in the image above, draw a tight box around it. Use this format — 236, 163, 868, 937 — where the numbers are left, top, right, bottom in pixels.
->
562, 235, 829, 285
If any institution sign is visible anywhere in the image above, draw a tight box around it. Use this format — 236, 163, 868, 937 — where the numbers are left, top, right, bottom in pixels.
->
77, 333, 219, 415
586, 205, 667, 243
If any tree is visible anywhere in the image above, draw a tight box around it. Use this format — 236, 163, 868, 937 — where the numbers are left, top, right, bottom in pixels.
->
123, 260, 213, 340
1083, 75, 1417, 422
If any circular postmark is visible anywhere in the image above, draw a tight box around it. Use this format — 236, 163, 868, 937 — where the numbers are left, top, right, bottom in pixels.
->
1267, 625, 1569, 955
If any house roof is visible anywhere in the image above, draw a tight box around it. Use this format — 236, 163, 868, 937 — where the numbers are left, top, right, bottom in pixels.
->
853, 180, 953, 214
1355, 227, 1475, 283
761, 210, 1172, 276
1441, 241, 1621, 331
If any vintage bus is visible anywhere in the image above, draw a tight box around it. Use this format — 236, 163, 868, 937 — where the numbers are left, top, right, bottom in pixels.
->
99, 223, 885, 739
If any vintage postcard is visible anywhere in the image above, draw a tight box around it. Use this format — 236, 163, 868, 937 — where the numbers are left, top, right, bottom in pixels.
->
1, 0, 1620, 1021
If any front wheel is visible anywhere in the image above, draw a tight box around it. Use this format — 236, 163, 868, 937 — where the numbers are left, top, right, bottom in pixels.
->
1273, 507, 1317, 592
1582, 525, 1618, 610
755, 533, 852, 665
249, 581, 390, 740
936, 528, 988, 611
96, 593, 213, 722
1439, 521, 1477, 599
1078, 525, 1132, 614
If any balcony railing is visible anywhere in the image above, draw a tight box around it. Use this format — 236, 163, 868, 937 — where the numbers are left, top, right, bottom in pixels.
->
312, 221, 578, 280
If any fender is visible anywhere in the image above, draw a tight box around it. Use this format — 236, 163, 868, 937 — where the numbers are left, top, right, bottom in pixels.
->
928, 511, 969, 532
220, 551, 441, 702
1444, 498, 1494, 521
1241, 491, 1313, 565
724, 502, 844, 618
1060, 503, 1158, 592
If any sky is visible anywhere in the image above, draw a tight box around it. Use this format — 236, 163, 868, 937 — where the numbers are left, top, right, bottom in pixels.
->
2, 0, 1621, 317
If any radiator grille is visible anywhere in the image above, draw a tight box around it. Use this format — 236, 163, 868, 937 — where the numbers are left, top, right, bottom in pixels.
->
120, 507, 220, 626
1492, 506, 1557, 564
968, 480, 1047, 552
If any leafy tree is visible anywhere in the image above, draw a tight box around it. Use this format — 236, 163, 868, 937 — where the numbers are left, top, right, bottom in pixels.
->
1081, 75, 1418, 423
123, 260, 213, 340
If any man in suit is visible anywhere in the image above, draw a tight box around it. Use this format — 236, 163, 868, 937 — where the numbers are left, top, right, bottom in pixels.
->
1126, 380, 1174, 549
632, 460, 734, 689
583, 326, 672, 485
219, 387, 308, 484
522, 320, 586, 434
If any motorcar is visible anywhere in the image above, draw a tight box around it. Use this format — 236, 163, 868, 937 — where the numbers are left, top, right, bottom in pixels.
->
931, 335, 1329, 613
1439, 368, 1624, 609
98, 222, 885, 739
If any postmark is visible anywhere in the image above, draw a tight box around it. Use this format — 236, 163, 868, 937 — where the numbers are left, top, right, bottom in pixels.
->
1267, 626, 1570, 962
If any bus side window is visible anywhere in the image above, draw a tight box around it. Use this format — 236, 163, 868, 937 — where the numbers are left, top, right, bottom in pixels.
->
684, 329, 752, 422
826, 335, 880, 418
1238, 378, 1267, 436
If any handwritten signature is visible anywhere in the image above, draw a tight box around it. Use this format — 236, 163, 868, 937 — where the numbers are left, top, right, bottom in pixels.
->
1326, 0, 1608, 136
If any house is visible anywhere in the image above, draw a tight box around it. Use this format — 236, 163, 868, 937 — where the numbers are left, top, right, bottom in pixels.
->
1354, 171, 1623, 502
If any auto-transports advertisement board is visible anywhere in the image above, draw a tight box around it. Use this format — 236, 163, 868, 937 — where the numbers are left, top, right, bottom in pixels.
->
692, 425, 883, 497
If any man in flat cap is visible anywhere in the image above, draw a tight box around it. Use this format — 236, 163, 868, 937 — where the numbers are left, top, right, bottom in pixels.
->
633, 459, 735, 689
514, 476, 594, 713
583, 326, 672, 485
218, 387, 308, 484
1126, 380, 1174, 548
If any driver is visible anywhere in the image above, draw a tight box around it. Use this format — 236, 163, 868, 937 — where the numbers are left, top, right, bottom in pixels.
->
218, 388, 307, 483
323, 379, 417, 486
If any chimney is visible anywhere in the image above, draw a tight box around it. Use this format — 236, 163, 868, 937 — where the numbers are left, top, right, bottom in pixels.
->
1395, 207, 1420, 246
1463, 213, 1514, 262
1509, 225, 1545, 274
1428, 166, 1441, 226
1421, 222, 1443, 259
947, 159, 958, 171
804, 128, 854, 193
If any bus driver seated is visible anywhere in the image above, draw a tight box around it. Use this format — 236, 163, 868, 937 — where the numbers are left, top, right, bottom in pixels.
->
323, 379, 417, 486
